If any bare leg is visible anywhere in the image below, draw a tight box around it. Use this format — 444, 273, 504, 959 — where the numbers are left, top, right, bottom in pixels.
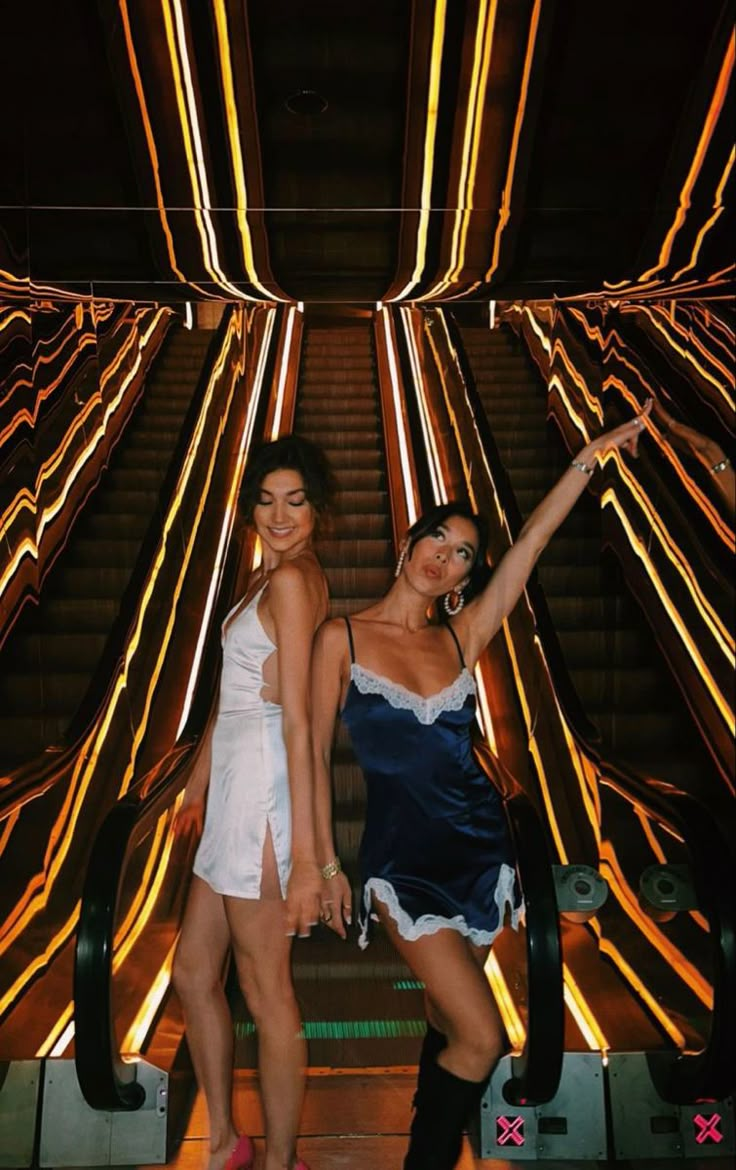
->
172, 876, 238, 1169
377, 904, 504, 1081
226, 830, 306, 1170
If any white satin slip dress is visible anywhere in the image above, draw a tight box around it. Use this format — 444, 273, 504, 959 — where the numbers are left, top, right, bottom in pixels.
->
193, 582, 291, 898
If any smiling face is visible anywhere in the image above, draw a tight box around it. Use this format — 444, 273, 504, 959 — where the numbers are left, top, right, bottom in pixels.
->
405, 513, 479, 598
252, 467, 316, 558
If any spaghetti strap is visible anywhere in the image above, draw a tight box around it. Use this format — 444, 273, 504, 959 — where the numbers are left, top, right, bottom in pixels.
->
445, 621, 466, 669
344, 616, 356, 664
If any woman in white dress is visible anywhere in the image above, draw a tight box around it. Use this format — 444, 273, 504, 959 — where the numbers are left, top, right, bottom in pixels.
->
173, 436, 335, 1170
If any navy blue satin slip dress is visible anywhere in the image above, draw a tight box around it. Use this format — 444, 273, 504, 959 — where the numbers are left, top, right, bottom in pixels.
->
340, 617, 523, 949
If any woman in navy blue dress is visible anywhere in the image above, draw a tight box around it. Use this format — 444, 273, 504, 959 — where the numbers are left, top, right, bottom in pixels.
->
311, 404, 651, 1169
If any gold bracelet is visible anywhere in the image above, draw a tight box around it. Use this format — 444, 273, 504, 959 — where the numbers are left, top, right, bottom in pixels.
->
320, 857, 342, 880
570, 459, 593, 476
711, 458, 731, 474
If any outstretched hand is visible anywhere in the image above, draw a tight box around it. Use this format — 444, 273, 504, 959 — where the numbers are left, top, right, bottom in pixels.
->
594, 397, 653, 460
318, 871, 353, 940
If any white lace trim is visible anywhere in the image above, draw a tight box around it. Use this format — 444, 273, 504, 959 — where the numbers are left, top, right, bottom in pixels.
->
358, 865, 524, 950
350, 664, 476, 725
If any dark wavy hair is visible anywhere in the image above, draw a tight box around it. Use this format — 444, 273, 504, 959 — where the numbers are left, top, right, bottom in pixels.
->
239, 435, 337, 525
406, 500, 491, 619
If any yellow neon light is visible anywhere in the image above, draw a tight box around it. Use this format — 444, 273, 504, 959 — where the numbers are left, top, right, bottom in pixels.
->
599, 841, 713, 1009
119, 0, 185, 280
389, 0, 447, 301
380, 309, 418, 526
484, 0, 542, 283
639, 32, 734, 281
211, 0, 283, 300
563, 964, 609, 1052
484, 950, 526, 1052
421, 0, 499, 298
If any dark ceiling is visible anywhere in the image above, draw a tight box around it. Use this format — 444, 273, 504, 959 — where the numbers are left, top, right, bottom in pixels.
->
1, 0, 733, 303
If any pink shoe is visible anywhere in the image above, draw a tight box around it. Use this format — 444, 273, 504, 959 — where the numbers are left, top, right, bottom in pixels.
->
293, 1162, 310, 1170
224, 1135, 255, 1170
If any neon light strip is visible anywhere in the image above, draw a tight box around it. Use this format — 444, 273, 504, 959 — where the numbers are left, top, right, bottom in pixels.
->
483, 0, 542, 283
389, 0, 447, 301
176, 308, 276, 734
421, 0, 498, 298
270, 306, 296, 439
639, 32, 734, 282
381, 309, 418, 525
119, 0, 185, 280
400, 309, 445, 502
211, 0, 284, 300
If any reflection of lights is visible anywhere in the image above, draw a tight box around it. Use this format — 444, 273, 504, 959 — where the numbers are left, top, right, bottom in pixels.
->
120, 938, 178, 1053
380, 309, 418, 525
599, 838, 713, 1009
270, 306, 296, 440
211, 0, 285, 301
639, 32, 734, 282
163, 0, 253, 300
389, 0, 447, 301
601, 473, 734, 730
595, 930, 688, 1048
673, 147, 735, 282
177, 308, 277, 734
0, 310, 167, 609
484, 950, 525, 1052
400, 308, 446, 502
422, 0, 499, 299
484, 0, 542, 284
119, 0, 184, 281
563, 963, 608, 1052
0, 310, 271, 1020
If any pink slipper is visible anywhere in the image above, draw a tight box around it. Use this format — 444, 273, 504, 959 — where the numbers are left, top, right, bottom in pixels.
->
224, 1135, 255, 1170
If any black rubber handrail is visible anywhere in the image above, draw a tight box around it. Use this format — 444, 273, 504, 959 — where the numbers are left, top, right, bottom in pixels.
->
74, 752, 190, 1109
73, 307, 281, 1111
443, 308, 736, 1103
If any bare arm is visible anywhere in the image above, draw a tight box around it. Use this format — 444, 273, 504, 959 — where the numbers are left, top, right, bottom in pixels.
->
311, 619, 352, 938
459, 400, 652, 666
269, 561, 324, 934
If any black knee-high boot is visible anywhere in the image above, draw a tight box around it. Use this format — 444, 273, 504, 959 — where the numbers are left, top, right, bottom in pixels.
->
412, 1023, 447, 1108
404, 1056, 487, 1170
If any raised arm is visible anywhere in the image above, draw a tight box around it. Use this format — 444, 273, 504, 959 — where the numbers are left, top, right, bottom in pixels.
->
269, 561, 325, 936
460, 400, 652, 666
311, 619, 352, 938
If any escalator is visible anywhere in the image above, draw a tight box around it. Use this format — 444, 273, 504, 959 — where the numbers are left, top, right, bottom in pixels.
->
14, 306, 728, 1169
454, 319, 718, 800
0, 325, 212, 771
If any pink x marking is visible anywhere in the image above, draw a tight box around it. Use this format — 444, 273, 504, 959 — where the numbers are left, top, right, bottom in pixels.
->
693, 1113, 723, 1145
497, 1115, 525, 1147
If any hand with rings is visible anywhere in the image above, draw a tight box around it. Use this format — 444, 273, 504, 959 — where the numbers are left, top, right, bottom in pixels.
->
320, 870, 353, 939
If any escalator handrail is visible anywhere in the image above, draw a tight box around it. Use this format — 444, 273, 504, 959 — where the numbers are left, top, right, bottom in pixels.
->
473, 739, 565, 1106
73, 309, 282, 1111
74, 751, 191, 1109
444, 308, 736, 1102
